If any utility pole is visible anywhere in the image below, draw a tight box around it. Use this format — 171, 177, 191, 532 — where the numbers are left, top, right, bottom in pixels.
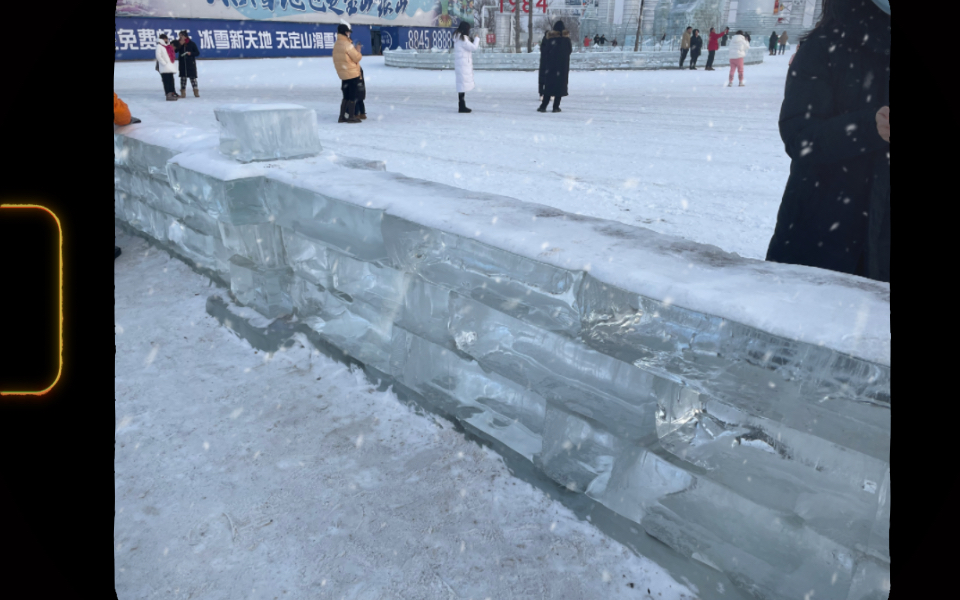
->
514, 0, 522, 52
633, 0, 646, 52
527, 0, 534, 53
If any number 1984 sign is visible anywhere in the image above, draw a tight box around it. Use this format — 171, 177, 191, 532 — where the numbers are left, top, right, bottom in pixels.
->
499, 0, 548, 12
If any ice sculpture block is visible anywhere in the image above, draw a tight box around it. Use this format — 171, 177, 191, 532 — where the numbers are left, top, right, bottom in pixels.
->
215, 104, 321, 163
115, 119, 891, 600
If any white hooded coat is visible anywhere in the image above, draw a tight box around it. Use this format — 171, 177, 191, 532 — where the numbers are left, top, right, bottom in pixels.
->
727, 34, 750, 60
453, 34, 480, 93
155, 40, 177, 74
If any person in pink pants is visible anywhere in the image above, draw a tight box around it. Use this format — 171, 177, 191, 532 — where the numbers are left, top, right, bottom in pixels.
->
726, 30, 750, 87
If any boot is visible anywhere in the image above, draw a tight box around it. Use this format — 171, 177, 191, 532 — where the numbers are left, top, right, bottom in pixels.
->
458, 93, 472, 113
537, 96, 549, 112
552, 97, 562, 113
343, 100, 362, 123
191, 78, 199, 97
738, 81, 745, 87
115, 246, 122, 260
727, 81, 733, 87
179, 77, 186, 98
166, 92, 178, 101
179, 88, 186, 98
338, 99, 348, 123
358, 113, 367, 120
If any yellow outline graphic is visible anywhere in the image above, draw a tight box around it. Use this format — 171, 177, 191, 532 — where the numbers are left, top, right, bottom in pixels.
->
0, 204, 63, 396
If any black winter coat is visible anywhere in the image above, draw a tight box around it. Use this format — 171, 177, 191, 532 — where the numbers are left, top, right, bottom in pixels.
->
769, 33, 778, 51
766, 2, 890, 282
689, 35, 702, 57
175, 39, 200, 79
539, 31, 572, 98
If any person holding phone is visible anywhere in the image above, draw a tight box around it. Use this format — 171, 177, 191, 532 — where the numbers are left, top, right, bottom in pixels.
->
453, 21, 480, 113
766, 0, 890, 282
333, 23, 363, 123
174, 30, 200, 98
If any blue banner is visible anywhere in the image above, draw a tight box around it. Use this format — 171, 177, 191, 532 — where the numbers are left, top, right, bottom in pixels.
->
378, 26, 456, 50
115, 17, 371, 60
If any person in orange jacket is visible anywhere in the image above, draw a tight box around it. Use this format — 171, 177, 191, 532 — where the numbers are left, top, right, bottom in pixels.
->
114, 92, 139, 259
113, 92, 140, 126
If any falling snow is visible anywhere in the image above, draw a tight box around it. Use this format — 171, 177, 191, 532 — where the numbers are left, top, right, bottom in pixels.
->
114, 230, 696, 600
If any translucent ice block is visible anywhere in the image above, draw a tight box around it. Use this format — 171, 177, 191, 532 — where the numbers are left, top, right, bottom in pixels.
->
215, 104, 321, 163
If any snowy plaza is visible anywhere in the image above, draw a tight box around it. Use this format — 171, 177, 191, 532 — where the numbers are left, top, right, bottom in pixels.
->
114, 54, 793, 259
114, 36, 890, 600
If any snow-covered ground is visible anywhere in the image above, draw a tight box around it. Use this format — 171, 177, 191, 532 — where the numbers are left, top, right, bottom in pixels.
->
114, 54, 793, 259
114, 229, 698, 600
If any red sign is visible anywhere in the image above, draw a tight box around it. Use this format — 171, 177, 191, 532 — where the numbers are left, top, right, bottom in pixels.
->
486, 33, 496, 45
499, 0, 547, 12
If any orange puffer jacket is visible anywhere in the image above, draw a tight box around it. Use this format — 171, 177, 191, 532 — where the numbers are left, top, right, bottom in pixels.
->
114, 92, 131, 126
332, 34, 362, 80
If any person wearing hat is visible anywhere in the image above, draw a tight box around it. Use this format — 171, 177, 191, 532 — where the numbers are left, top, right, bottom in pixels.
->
537, 21, 572, 113
333, 23, 363, 123
453, 21, 480, 113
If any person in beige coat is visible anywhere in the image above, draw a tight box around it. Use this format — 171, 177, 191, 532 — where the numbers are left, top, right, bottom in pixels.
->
778, 31, 789, 55
333, 23, 363, 123
679, 27, 692, 69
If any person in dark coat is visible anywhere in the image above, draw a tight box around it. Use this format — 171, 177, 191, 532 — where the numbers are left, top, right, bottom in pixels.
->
175, 31, 200, 97
721, 31, 728, 46
538, 21, 573, 113
769, 31, 779, 55
688, 29, 703, 69
765, 0, 890, 282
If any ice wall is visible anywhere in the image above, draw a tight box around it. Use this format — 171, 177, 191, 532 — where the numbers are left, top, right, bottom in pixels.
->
115, 107, 890, 600
384, 46, 766, 70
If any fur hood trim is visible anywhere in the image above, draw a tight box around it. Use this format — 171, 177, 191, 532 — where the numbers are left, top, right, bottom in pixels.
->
547, 30, 570, 39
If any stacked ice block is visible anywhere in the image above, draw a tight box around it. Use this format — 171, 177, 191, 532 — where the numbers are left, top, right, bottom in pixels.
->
215, 104, 322, 163
115, 108, 890, 600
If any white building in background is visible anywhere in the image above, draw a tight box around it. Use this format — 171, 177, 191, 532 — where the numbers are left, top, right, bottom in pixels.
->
571, 0, 821, 45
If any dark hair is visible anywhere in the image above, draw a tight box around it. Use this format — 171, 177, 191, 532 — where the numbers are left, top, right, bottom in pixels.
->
799, 0, 886, 43
178, 30, 188, 38
337, 24, 350, 36
685, 26, 692, 31
158, 33, 168, 40
735, 30, 744, 36
456, 20, 471, 40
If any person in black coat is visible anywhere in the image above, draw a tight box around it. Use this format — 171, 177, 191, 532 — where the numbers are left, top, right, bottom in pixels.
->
174, 31, 200, 97
769, 31, 779, 55
538, 21, 573, 113
688, 29, 702, 69
766, 0, 890, 282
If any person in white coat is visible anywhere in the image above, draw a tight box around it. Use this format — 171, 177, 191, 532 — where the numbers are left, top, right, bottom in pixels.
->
453, 21, 480, 113
155, 34, 179, 101
726, 30, 750, 87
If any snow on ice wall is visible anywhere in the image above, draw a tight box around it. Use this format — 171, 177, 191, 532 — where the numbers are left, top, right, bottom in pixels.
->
384, 46, 766, 70
114, 106, 890, 600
